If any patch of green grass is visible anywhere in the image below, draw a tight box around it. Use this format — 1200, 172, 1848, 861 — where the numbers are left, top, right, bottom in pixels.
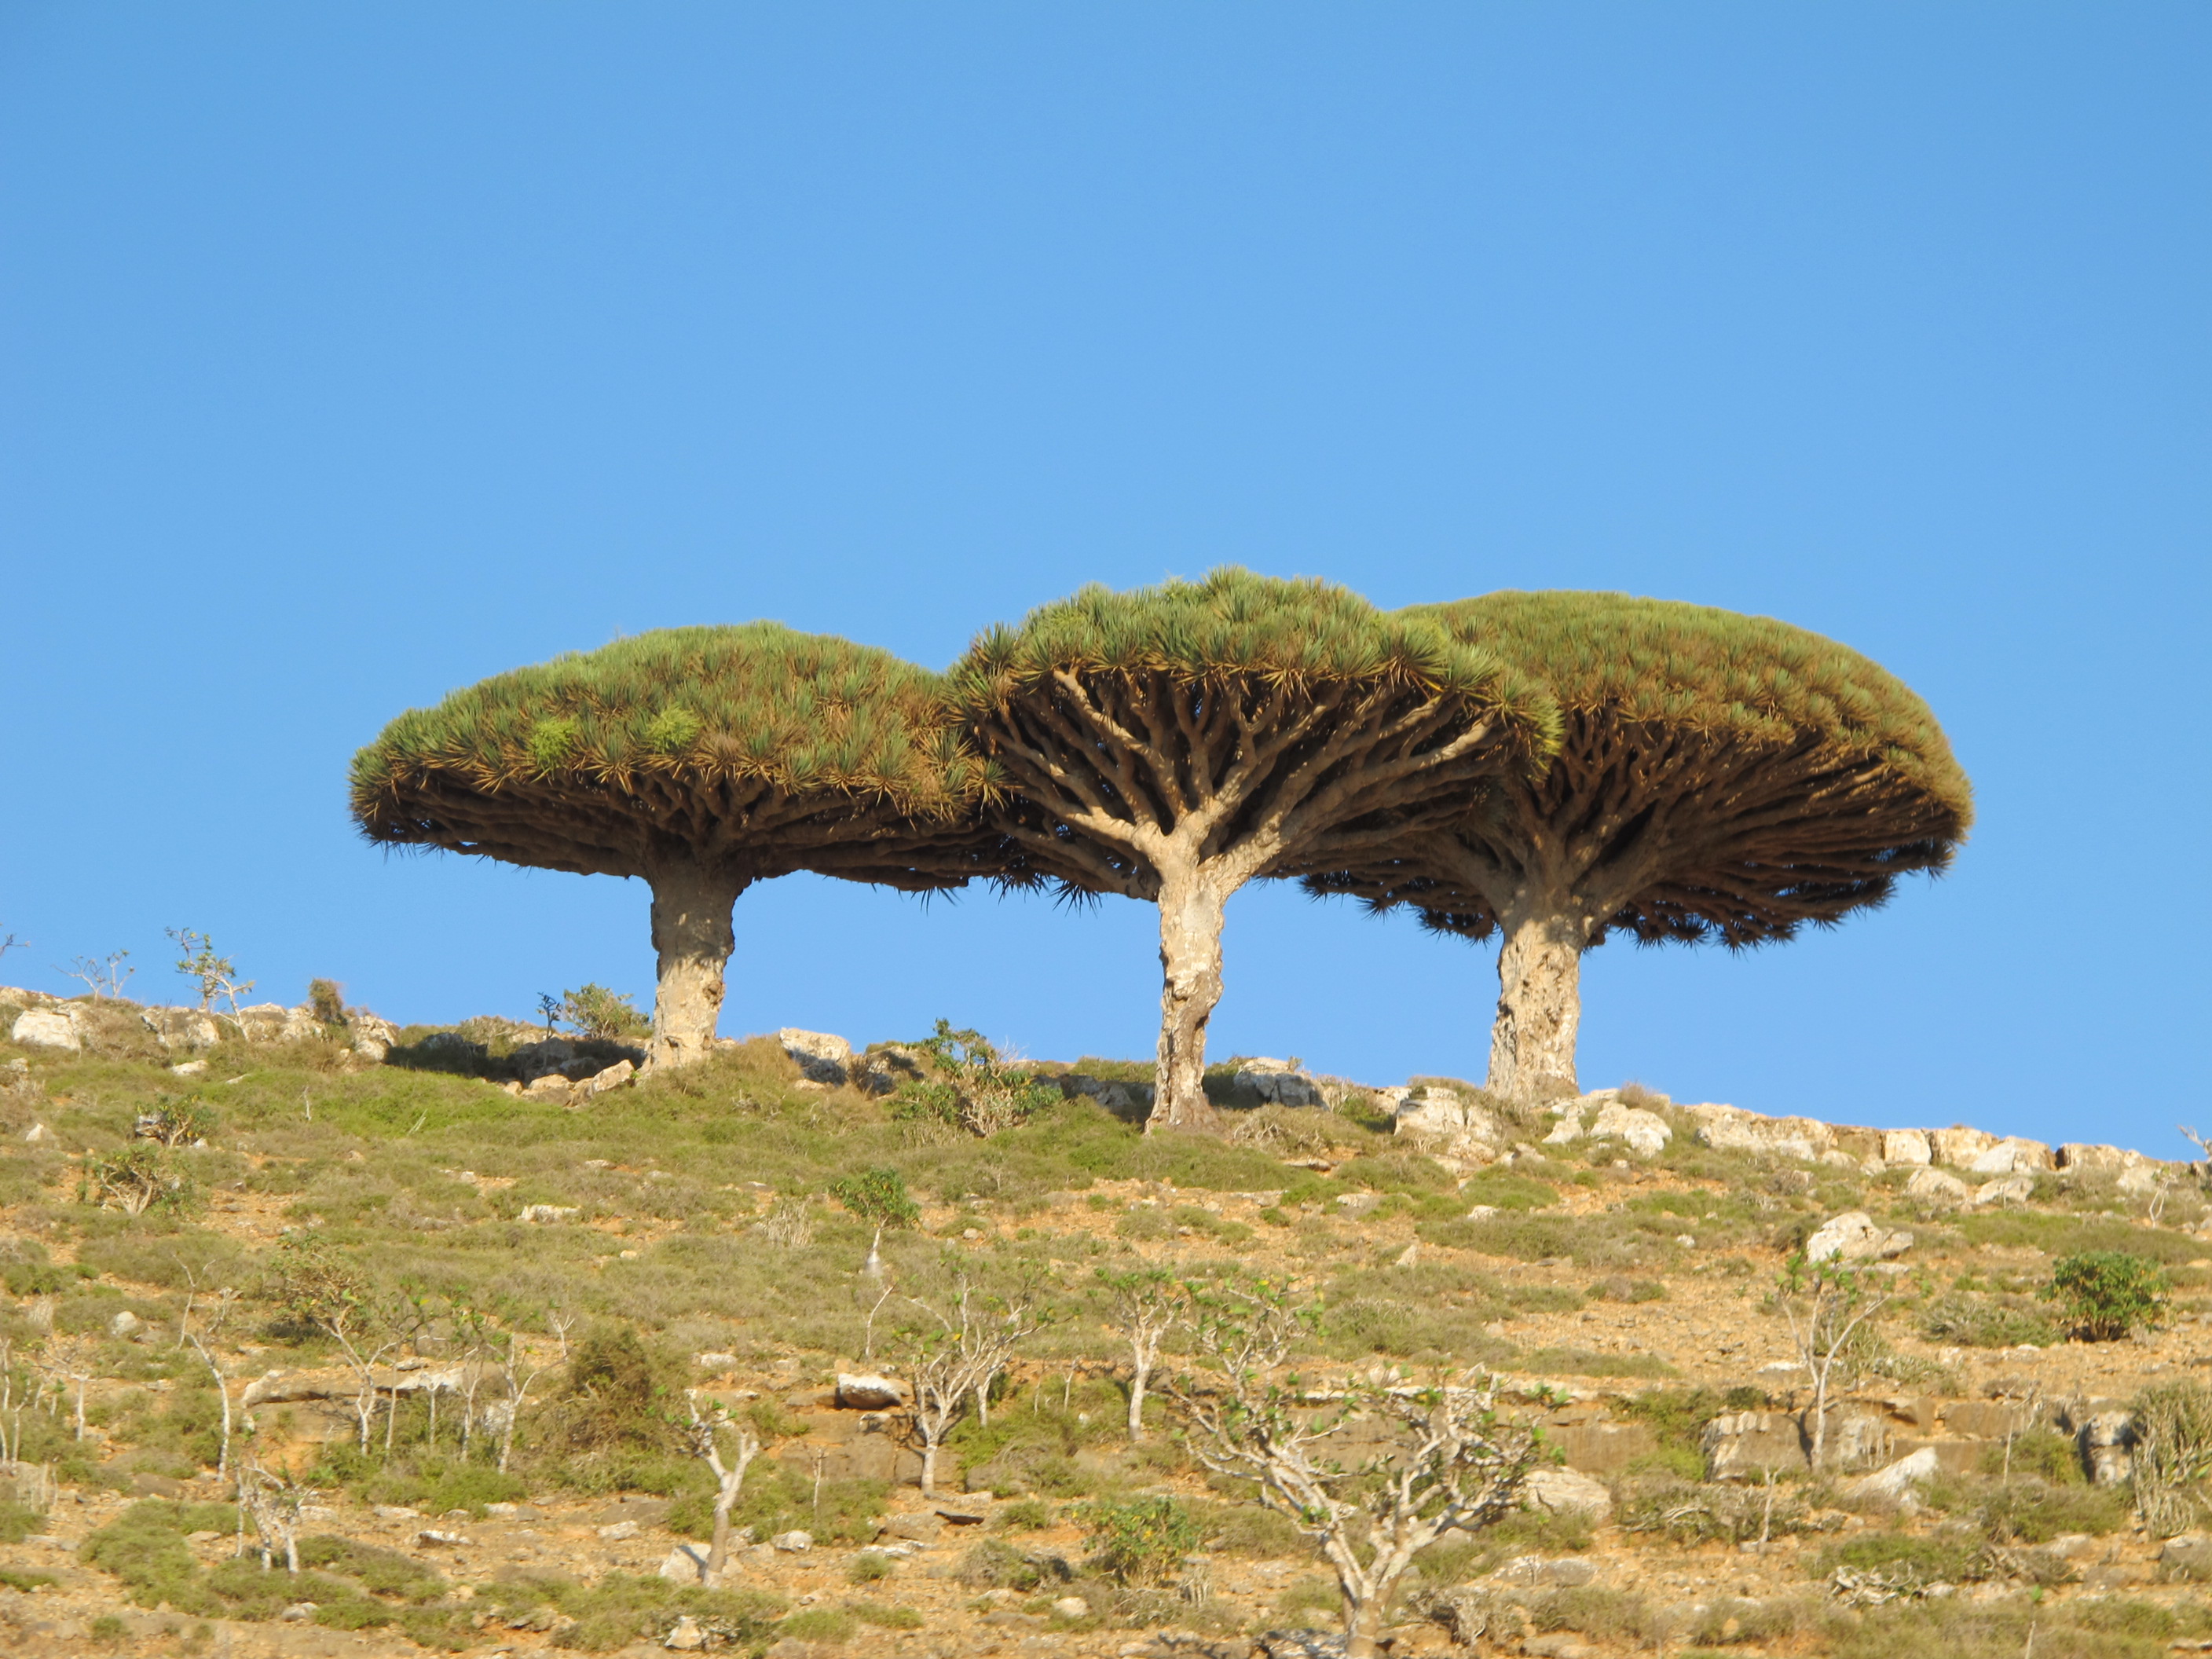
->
0, 1567, 56, 1592
1522, 1346, 1679, 1379
482, 1572, 786, 1654
848, 1600, 924, 1629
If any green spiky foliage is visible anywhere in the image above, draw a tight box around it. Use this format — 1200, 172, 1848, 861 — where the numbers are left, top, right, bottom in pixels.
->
951, 569, 1557, 1130
351, 624, 992, 887
1303, 591, 1972, 1097
950, 569, 1559, 892
352, 624, 1000, 1069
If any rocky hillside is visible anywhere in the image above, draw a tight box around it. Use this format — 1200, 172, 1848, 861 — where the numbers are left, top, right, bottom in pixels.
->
0, 985, 2208, 1659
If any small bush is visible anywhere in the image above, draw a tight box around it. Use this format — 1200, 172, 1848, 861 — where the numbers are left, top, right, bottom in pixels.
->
1078, 1495, 1206, 1585
828, 1166, 919, 1229
2048, 1251, 2170, 1340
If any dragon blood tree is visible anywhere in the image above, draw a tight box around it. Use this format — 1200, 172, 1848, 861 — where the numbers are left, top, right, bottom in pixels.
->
1305, 592, 1972, 1101
951, 569, 1556, 1132
351, 624, 994, 1070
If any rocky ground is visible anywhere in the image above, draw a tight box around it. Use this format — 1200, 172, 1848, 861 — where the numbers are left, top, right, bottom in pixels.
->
2, 988, 2210, 1657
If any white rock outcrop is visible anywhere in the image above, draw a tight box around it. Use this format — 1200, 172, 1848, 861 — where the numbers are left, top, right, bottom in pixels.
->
1880, 1130, 1932, 1166
1689, 1104, 1833, 1161
1905, 1167, 1973, 1203
1392, 1086, 1507, 1166
778, 1028, 852, 1086
1929, 1126, 1998, 1167
1966, 1137, 2055, 1175
1523, 1465, 1613, 1522
346, 1012, 398, 1063
1844, 1446, 1942, 1510
1229, 1058, 1324, 1108
10, 1009, 82, 1053
1974, 1174, 2038, 1206
1804, 1210, 1914, 1263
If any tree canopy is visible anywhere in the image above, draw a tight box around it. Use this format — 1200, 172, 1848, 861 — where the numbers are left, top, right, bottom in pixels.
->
952, 568, 1557, 1127
1304, 591, 1971, 1099
351, 623, 993, 888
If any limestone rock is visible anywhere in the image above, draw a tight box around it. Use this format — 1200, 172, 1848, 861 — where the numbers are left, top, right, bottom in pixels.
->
1929, 1126, 1997, 1167
577, 1059, 635, 1099
1974, 1174, 2037, 1206
1702, 1410, 1807, 1479
657, 1545, 709, 1584
1688, 1104, 1833, 1160
518, 1205, 579, 1224
522, 1074, 573, 1104
771, 1529, 813, 1552
108, 1310, 142, 1339
230, 1002, 316, 1044
1062, 1074, 1155, 1114
346, 1011, 397, 1063
9, 1009, 81, 1053
1844, 1446, 1942, 1510
1905, 1167, 1972, 1203
597, 1520, 639, 1542
2118, 1164, 2168, 1196
1229, 1058, 1324, 1108
1804, 1211, 1914, 1263
1522, 1465, 1613, 1522
1392, 1085, 1505, 1166
2057, 1142, 2149, 1173
1588, 1100, 1671, 1157
664, 1614, 708, 1650
1881, 1130, 1932, 1166
2080, 1412, 2134, 1485
837, 1373, 907, 1410
778, 1029, 851, 1086
1967, 1137, 2054, 1175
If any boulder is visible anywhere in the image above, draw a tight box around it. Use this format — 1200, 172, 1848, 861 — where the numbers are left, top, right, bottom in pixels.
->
771, 1529, 813, 1553
1689, 1105, 1833, 1161
518, 1205, 580, 1224
1967, 1137, 2055, 1175
346, 1012, 397, 1064
2056, 1143, 2144, 1173
9, 1009, 81, 1053
230, 1003, 306, 1043
1588, 1100, 1671, 1158
855, 1045, 926, 1096
1880, 1130, 1932, 1166
1905, 1167, 1972, 1203
1062, 1074, 1155, 1114
1929, 1126, 1998, 1168
576, 1060, 635, 1099
1393, 1087, 1506, 1166
1522, 1466, 1613, 1522
1229, 1058, 1324, 1108
1973, 1174, 2037, 1207
2160, 1535, 2212, 1581
2079, 1412, 2135, 1485
778, 1030, 852, 1086
1804, 1211, 1914, 1264
141, 1005, 220, 1051
1702, 1410, 1807, 1479
1844, 1447, 1942, 1510
2119, 1164, 2168, 1197
522, 1075, 573, 1105
658, 1544, 709, 1584
836, 1373, 907, 1410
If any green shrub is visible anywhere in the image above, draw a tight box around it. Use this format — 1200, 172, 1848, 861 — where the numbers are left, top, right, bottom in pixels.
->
828, 1166, 919, 1229
2048, 1251, 2170, 1340
1078, 1495, 1206, 1585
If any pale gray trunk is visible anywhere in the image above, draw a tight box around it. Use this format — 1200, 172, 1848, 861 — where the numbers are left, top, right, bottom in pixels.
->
1126, 1362, 1149, 1442
647, 861, 749, 1071
1149, 866, 1228, 1133
1485, 903, 1586, 1103
918, 1438, 940, 1500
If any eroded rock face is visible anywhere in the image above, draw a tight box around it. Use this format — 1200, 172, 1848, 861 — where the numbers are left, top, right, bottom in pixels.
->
1906, 1167, 1973, 1203
835, 1373, 906, 1410
1229, 1059, 1324, 1108
141, 1005, 218, 1051
1929, 1126, 1998, 1167
1522, 1465, 1613, 1522
778, 1028, 852, 1086
11, 1009, 82, 1053
1974, 1174, 2038, 1206
1588, 1100, 1671, 1157
1689, 1105, 1833, 1161
1967, 1137, 2055, 1175
1881, 1130, 1933, 1166
346, 1012, 397, 1063
2079, 1412, 2136, 1485
1845, 1446, 1941, 1510
1393, 1086, 1507, 1166
1804, 1210, 1914, 1263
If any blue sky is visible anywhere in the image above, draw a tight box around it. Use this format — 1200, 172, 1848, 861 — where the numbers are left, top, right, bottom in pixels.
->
2, 5, 2204, 1150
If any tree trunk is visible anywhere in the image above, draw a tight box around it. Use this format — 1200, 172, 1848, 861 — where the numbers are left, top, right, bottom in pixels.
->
918, 1437, 940, 1500
1485, 903, 1587, 1103
646, 861, 749, 1071
1342, 1589, 1386, 1659
1150, 867, 1229, 1133
1127, 1361, 1149, 1442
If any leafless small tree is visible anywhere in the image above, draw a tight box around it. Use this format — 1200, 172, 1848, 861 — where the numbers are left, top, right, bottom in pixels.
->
896, 1276, 1046, 1497
239, 1457, 313, 1572
682, 1390, 763, 1582
495, 1333, 550, 1475
0, 928, 23, 963
57, 950, 133, 1000
1775, 1251, 1895, 1471
1165, 1274, 1543, 1659
269, 1242, 404, 1455
546, 1306, 580, 1364
1096, 1265, 1181, 1442
184, 1333, 235, 1483
42, 1334, 97, 1442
